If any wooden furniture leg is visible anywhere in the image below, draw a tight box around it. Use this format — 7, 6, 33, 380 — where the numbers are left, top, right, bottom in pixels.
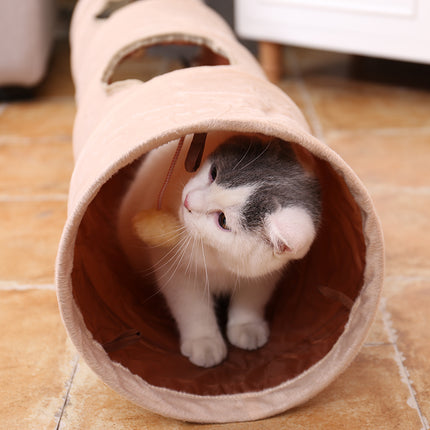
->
258, 41, 283, 82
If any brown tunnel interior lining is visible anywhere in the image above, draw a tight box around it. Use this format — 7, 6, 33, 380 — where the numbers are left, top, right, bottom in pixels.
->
72, 136, 366, 396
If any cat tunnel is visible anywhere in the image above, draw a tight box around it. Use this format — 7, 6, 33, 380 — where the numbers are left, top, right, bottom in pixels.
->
56, 0, 384, 423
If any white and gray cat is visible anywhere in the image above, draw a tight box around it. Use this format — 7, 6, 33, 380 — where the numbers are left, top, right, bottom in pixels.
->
117, 135, 321, 367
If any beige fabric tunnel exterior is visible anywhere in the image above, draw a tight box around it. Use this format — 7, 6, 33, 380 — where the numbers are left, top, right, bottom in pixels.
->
56, 0, 384, 423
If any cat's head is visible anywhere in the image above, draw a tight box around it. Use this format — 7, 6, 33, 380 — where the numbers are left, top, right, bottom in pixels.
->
179, 136, 320, 278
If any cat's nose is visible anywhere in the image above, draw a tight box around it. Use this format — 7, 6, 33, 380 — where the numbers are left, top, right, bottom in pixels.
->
184, 189, 206, 213
184, 194, 192, 212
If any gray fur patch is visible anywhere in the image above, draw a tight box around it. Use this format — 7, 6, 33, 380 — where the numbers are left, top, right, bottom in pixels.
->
209, 136, 321, 230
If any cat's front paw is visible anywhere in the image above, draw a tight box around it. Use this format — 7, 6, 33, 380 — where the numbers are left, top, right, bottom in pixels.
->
181, 334, 227, 368
227, 320, 269, 350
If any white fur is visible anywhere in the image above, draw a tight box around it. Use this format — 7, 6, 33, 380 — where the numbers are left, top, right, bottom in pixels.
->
267, 206, 316, 260
118, 147, 316, 367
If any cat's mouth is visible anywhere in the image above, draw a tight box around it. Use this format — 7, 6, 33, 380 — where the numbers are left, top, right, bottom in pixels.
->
179, 202, 196, 233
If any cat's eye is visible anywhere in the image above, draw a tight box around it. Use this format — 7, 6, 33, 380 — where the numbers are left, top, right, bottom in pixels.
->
217, 212, 229, 231
209, 164, 217, 182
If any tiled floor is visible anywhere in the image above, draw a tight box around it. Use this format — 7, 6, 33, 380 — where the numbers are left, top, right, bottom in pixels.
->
1, 36, 430, 429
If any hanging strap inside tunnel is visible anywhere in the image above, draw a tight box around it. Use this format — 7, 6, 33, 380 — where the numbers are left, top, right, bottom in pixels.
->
157, 133, 207, 210
157, 135, 185, 210
185, 132, 206, 172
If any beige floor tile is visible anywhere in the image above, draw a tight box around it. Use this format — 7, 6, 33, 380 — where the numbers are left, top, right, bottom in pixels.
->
364, 306, 390, 345
327, 131, 430, 190
0, 200, 67, 284
385, 278, 430, 424
57, 360, 177, 430
0, 139, 73, 196
277, 77, 327, 138
292, 47, 352, 79
322, 133, 430, 279
0, 99, 75, 140
325, 130, 430, 281
371, 192, 430, 279
269, 345, 423, 430
0, 290, 76, 430
277, 79, 307, 113
305, 77, 430, 133
59, 345, 421, 429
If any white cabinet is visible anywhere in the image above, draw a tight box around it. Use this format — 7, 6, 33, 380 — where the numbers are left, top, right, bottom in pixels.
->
235, 0, 430, 66
0, 0, 54, 87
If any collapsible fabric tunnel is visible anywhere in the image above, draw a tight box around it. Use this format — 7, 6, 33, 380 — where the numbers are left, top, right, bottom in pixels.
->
56, 0, 384, 423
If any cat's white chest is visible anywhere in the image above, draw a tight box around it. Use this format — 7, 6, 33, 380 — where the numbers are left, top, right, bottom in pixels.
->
189, 243, 237, 292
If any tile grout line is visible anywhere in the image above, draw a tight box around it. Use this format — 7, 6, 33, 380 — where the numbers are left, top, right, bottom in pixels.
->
325, 125, 430, 139
363, 342, 394, 347
0, 281, 56, 291
284, 49, 325, 142
385, 275, 430, 284
0, 135, 72, 145
0, 194, 68, 202
368, 184, 430, 196
55, 355, 79, 430
380, 298, 429, 430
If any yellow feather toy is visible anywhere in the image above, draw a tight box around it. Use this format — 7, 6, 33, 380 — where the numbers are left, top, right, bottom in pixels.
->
133, 209, 181, 248
132, 134, 205, 248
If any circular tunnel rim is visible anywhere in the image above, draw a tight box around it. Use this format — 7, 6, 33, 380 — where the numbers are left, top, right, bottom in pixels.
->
56, 119, 384, 423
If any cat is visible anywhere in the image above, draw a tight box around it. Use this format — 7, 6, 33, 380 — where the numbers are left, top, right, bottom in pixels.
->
117, 135, 321, 368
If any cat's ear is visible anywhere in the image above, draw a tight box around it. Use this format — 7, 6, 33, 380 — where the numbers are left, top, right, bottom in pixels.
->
266, 207, 316, 259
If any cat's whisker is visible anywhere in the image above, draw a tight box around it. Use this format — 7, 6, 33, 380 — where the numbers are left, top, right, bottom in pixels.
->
138, 237, 191, 306
139, 233, 189, 277
232, 273, 241, 297
199, 238, 211, 306
161, 232, 190, 266
151, 236, 191, 281
140, 243, 185, 276
143, 225, 187, 249
192, 237, 199, 292
159, 236, 193, 286
184, 234, 197, 279
237, 142, 271, 172
136, 249, 197, 306
138, 283, 164, 307
232, 142, 252, 171
141, 260, 187, 306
